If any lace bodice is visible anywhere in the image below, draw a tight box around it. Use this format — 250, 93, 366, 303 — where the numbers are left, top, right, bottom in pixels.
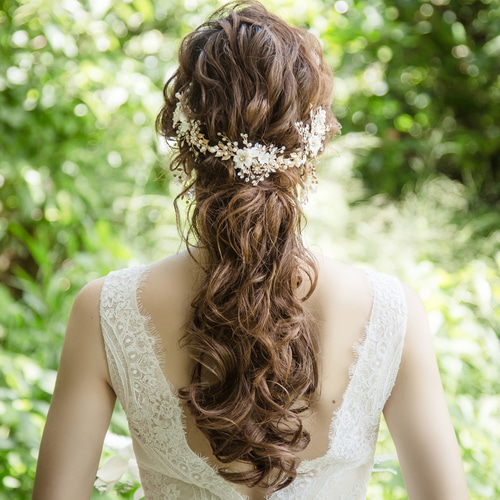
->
100, 265, 407, 499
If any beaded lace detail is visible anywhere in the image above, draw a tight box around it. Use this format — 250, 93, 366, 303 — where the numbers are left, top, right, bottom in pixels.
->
100, 266, 407, 500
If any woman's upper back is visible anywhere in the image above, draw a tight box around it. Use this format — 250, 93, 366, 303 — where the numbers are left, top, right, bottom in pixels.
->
99, 250, 407, 499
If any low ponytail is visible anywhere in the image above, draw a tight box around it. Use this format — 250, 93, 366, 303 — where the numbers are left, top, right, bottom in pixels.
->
156, 1, 337, 491
179, 175, 319, 489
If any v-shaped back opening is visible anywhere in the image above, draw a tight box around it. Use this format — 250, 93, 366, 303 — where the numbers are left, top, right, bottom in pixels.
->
100, 261, 407, 500
133, 264, 378, 466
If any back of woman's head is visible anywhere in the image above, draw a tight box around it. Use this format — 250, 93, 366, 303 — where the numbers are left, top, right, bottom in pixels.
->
156, 1, 339, 492
157, 0, 337, 191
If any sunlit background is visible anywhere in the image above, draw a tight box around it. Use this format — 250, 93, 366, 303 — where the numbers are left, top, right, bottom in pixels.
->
0, 0, 499, 498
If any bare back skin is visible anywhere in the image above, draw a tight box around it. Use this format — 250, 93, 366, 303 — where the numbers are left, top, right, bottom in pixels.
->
139, 249, 374, 500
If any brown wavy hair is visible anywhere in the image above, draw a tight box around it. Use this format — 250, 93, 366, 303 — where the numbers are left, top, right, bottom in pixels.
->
156, 1, 336, 492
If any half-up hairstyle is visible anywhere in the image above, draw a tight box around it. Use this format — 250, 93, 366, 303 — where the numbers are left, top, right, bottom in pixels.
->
156, 0, 337, 492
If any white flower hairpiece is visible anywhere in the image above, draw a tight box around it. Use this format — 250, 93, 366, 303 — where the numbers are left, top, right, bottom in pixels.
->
172, 91, 339, 189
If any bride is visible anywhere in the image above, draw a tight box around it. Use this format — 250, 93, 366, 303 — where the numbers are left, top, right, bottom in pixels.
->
33, 2, 468, 499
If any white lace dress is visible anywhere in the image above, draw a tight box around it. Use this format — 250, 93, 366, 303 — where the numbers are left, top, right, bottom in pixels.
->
100, 266, 407, 500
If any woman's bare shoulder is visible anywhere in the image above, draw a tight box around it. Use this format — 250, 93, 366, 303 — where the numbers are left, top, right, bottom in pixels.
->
313, 252, 372, 305
309, 253, 374, 331
315, 253, 367, 282
313, 253, 424, 316
140, 250, 203, 315
69, 277, 106, 321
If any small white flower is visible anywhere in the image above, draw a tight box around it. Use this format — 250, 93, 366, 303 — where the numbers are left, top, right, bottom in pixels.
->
249, 145, 262, 158
177, 121, 190, 135
308, 135, 323, 156
255, 149, 272, 165
234, 148, 254, 168
172, 102, 187, 127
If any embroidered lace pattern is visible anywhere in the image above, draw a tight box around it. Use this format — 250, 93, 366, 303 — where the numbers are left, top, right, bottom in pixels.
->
100, 266, 407, 500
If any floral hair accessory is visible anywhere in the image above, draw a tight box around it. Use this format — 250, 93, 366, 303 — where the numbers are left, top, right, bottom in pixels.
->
172, 91, 339, 189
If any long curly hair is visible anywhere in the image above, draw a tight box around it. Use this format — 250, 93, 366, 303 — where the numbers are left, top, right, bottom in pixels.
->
156, 1, 337, 492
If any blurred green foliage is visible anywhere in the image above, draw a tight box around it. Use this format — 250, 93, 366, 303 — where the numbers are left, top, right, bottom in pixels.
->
0, 0, 499, 498
325, 0, 500, 205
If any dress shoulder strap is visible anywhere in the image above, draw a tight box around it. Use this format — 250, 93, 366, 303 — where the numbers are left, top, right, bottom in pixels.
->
99, 266, 246, 499
363, 269, 408, 410
100, 265, 152, 409
328, 270, 408, 461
